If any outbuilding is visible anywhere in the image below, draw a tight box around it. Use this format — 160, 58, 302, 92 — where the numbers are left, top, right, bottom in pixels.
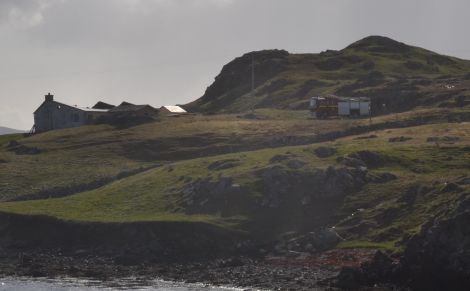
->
159, 105, 188, 115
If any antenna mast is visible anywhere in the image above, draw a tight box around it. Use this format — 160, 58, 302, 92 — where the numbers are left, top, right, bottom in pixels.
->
251, 53, 255, 94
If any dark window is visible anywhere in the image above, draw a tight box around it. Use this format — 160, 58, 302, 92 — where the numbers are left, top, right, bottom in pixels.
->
73, 113, 80, 122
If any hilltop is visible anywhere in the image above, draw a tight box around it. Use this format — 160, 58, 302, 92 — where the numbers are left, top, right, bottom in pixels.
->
0, 126, 25, 135
186, 36, 470, 114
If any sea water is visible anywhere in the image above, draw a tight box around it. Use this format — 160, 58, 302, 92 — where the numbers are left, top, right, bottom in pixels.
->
0, 277, 244, 291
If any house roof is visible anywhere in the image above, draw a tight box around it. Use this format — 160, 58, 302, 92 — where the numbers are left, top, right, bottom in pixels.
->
92, 101, 115, 110
109, 104, 156, 113
161, 105, 187, 113
75, 106, 109, 112
119, 101, 135, 106
34, 100, 109, 114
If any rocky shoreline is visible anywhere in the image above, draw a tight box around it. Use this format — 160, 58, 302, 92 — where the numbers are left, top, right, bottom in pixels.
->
0, 248, 398, 291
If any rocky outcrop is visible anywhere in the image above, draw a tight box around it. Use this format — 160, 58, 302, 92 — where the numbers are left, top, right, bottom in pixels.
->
180, 176, 250, 216
258, 166, 368, 208
0, 212, 241, 262
400, 211, 470, 291
7, 140, 41, 155
186, 50, 289, 112
313, 146, 337, 158
335, 251, 397, 289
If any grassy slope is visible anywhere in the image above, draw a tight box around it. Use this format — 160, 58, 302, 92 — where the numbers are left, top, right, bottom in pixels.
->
0, 112, 365, 201
1, 121, 470, 250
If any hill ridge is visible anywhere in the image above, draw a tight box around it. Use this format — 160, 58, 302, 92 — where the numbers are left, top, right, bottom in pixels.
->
186, 35, 470, 114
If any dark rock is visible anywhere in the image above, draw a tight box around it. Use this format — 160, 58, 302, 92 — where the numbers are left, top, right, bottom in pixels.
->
455, 177, 470, 186
180, 176, 246, 216
190, 49, 289, 113
6, 140, 19, 148
208, 159, 241, 171
348, 150, 385, 168
286, 159, 306, 169
354, 135, 378, 140
269, 154, 290, 163
240, 113, 260, 120
313, 146, 337, 158
388, 136, 412, 143
335, 267, 365, 289
455, 195, 470, 214
427, 136, 460, 143
337, 156, 366, 168
361, 251, 395, 283
401, 212, 470, 291
258, 165, 369, 208
8, 143, 41, 155
441, 182, 463, 193
369, 172, 397, 183
375, 207, 400, 226
398, 185, 432, 205
114, 254, 142, 266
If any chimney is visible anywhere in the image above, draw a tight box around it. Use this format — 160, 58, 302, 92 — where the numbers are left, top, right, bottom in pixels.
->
45, 93, 54, 102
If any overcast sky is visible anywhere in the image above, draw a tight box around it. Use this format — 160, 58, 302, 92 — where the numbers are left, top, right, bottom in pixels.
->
1, 0, 470, 129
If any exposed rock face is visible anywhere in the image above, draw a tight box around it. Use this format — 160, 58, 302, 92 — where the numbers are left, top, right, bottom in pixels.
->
258, 166, 368, 208
347, 150, 385, 169
180, 177, 249, 216
335, 251, 397, 289
401, 211, 470, 291
187, 50, 289, 112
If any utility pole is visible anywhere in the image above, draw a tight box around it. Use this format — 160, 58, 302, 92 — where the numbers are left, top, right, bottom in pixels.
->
251, 53, 255, 94
251, 53, 255, 113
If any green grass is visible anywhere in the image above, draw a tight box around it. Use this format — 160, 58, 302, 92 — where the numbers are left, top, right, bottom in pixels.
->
2, 121, 470, 248
337, 240, 399, 253
0, 133, 23, 146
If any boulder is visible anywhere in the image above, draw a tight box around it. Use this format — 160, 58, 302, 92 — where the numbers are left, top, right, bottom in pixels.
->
313, 146, 337, 158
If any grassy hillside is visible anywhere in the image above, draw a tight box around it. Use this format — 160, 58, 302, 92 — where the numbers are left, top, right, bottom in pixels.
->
1, 119, 470, 250
1, 105, 466, 202
0, 111, 366, 201
186, 36, 470, 114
